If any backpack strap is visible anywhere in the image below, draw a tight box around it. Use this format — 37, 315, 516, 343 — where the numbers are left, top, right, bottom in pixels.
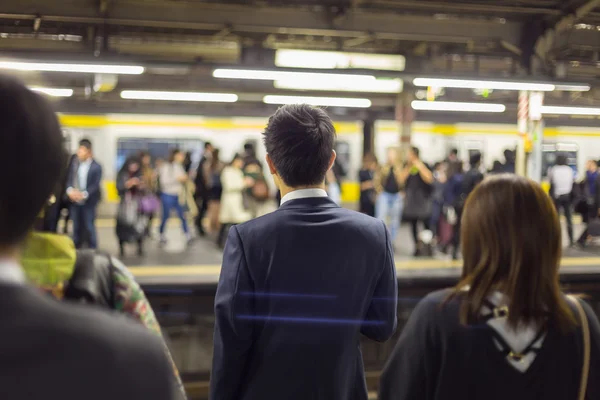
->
64, 250, 116, 308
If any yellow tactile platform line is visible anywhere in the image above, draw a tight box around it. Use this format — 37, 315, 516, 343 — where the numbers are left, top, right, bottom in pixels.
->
127, 257, 600, 277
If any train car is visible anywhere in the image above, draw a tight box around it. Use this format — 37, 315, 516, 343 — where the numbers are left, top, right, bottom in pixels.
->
58, 113, 600, 214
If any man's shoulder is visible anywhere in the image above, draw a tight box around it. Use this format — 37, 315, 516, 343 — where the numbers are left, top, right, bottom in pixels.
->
235, 205, 384, 236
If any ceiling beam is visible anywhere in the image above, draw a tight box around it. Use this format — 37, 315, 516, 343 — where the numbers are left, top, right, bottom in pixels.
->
534, 0, 600, 65
0, 2, 522, 45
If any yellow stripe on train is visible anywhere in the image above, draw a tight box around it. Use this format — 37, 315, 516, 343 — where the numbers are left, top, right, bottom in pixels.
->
103, 180, 361, 204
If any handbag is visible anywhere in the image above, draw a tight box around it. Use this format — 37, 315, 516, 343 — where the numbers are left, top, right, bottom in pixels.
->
140, 194, 160, 214
566, 295, 590, 400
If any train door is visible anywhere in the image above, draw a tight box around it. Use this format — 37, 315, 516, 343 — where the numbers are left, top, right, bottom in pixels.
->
62, 129, 73, 155
464, 140, 485, 171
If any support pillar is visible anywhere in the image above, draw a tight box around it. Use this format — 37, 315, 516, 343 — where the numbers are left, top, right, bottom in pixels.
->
516, 91, 528, 176
362, 118, 375, 156
527, 119, 544, 183
527, 91, 545, 182
396, 92, 414, 159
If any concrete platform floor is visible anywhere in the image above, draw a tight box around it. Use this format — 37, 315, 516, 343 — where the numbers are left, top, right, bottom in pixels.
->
74, 217, 600, 268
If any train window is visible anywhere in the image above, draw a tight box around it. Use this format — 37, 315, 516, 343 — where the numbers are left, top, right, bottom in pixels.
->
334, 141, 350, 178
62, 129, 72, 154
116, 138, 204, 171
541, 142, 578, 177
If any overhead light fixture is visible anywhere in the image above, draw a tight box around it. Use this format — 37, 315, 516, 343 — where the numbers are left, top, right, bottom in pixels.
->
274, 78, 403, 93
263, 95, 372, 108
29, 87, 73, 97
411, 100, 506, 113
213, 68, 375, 83
540, 105, 600, 115
413, 78, 555, 92
274, 49, 406, 71
554, 84, 591, 92
120, 90, 238, 102
0, 61, 144, 75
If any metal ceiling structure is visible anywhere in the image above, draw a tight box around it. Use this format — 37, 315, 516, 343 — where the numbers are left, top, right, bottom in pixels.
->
1, 0, 600, 121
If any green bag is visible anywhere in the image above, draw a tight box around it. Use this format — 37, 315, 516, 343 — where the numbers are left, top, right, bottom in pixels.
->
20, 232, 77, 296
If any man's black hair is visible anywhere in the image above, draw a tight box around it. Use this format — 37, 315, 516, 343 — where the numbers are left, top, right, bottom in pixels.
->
79, 138, 92, 150
410, 146, 420, 158
0, 75, 66, 246
555, 153, 568, 166
450, 148, 458, 156
263, 104, 335, 187
204, 142, 212, 149
470, 151, 482, 166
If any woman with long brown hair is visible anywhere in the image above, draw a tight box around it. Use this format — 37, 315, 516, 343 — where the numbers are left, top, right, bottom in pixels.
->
379, 174, 599, 400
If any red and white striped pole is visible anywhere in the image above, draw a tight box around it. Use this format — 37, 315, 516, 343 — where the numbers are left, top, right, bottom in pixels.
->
516, 91, 529, 176
518, 91, 529, 136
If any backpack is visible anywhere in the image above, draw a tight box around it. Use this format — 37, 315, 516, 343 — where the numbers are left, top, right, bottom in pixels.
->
64, 250, 116, 307
252, 180, 269, 200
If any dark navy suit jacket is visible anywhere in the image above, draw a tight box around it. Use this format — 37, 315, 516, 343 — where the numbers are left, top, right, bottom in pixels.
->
66, 159, 103, 206
210, 196, 398, 400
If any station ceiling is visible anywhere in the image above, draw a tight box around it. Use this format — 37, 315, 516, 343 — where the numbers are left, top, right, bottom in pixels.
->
2, 0, 600, 122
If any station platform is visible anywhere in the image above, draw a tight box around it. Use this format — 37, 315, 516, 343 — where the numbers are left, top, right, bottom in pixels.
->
86, 217, 600, 286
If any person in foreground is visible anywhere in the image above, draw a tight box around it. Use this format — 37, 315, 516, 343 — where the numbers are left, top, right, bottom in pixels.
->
379, 174, 600, 400
210, 104, 398, 400
0, 75, 175, 400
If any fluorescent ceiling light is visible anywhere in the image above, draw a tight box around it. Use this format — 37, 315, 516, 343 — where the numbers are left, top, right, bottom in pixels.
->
554, 84, 591, 92
274, 78, 403, 93
275, 49, 405, 71
413, 78, 555, 92
540, 106, 600, 115
120, 90, 238, 102
213, 68, 375, 83
263, 95, 371, 108
0, 61, 144, 74
411, 100, 506, 113
29, 87, 73, 97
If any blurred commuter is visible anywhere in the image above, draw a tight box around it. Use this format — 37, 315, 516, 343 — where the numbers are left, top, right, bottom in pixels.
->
402, 146, 434, 256
359, 153, 378, 216
194, 142, 213, 236
158, 149, 191, 245
502, 149, 516, 173
445, 148, 461, 179
430, 162, 447, 241
47, 154, 77, 233
549, 154, 575, 246
0, 76, 175, 400
375, 147, 404, 243
139, 151, 160, 237
66, 139, 102, 249
489, 160, 503, 174
244, 160, 270, 218
380, 174, 600, 400
116, 157, 147, 257
211, 104, 397, 400
577, 160, 600, 247
217, 154, 252, 248
206, 148, 225, 234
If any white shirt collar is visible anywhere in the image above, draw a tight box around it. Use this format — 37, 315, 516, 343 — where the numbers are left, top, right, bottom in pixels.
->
280, 188, 328, 205
0, 259, 25, 285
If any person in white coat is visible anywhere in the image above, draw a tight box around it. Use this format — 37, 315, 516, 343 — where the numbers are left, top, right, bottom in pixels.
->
217, 154, 252, 247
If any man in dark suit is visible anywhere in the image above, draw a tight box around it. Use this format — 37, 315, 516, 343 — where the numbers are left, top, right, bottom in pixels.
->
0, 75, 175, 400
66, 139, 102, 249
210, 104, 398, 400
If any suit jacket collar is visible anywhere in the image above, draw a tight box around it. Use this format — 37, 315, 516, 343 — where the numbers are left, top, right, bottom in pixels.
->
277, 196, 339, 211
